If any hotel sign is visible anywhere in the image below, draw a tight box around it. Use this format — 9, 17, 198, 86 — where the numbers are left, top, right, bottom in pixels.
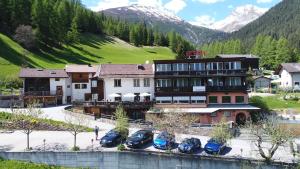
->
185, 50, 207, 59
193, 86, 206, 92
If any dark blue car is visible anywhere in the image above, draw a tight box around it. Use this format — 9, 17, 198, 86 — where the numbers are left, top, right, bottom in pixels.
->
204, 139, 225, 154
100, 129, 125, 147
153, 131, 175, 150
178, 138, 201, 154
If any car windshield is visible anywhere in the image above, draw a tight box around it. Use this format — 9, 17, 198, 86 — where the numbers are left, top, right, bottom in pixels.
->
182, 139, 193, 144
131, 132, 144, 138
107, 130, 118, 137
208, 139, 221, 144
157, 132, 171, 140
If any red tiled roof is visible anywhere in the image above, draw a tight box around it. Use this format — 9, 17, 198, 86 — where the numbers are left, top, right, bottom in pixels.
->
65, 64, 98, 73
19, 68, 69, 78
99, 64, 153, 76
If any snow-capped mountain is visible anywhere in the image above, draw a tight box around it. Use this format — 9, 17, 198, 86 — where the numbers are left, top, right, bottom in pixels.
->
213, 5, 268, 33
102, 5, 227, 45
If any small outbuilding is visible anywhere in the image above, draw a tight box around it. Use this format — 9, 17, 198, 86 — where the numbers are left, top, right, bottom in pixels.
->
253, 76, 272, 90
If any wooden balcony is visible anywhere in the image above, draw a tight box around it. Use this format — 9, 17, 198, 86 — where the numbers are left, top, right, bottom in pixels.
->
23, 90, 63, 97
155, 69, 247, 77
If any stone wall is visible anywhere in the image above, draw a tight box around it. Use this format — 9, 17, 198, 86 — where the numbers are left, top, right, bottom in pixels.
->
0, 151, 294, 169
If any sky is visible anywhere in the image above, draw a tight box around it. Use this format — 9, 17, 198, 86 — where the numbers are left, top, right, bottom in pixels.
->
82, 0, 281, 27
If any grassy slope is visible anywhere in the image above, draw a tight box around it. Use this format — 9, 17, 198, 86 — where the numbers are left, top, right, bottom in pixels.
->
0, 33, 175, 79
0, 159, 77, 169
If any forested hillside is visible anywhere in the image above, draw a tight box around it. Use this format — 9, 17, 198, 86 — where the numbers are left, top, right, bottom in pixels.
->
201, 0, 300, 70
0, 0, 192, 61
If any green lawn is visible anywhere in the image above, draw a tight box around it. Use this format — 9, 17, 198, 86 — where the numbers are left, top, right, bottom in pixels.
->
0, 158, 80, 169
257, 93, 300, 112
0, 33, 175, 79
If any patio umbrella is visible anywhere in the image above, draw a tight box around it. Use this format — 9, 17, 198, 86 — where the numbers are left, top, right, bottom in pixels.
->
108, 93, 121, 97
140, 92, 151, 97
124, 93, 136, 97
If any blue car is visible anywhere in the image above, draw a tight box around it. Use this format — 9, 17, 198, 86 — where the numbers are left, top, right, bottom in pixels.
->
178, 138, 201, 154
204, 139, 225, 155
153, 131, 175, 150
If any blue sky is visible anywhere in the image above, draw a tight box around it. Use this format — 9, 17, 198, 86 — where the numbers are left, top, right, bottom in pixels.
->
82, 0, 281, 27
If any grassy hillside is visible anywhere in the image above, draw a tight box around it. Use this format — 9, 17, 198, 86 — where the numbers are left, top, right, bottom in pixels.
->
0, 33, 175, 79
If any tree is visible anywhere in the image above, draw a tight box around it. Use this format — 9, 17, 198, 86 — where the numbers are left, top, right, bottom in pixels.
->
64, 110, 90, 151
66, 16, 80, 44
250, 118, 293, 163
114, 105, 129, 139
210, 117, 232, 144
147, 110, 198, 136
13, 25, 36, 49
12, 100, 44, 150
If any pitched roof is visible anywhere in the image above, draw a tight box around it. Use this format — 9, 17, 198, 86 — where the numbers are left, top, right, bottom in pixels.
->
280, 63, 300, 73
65, 64, 99, 73
216, 54, 259, 59
19, 68, 69, 78
99, 64, 153, 76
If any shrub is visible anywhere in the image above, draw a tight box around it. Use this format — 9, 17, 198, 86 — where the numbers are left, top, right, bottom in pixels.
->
117, 144, 125, 151
71, 146, 80, 151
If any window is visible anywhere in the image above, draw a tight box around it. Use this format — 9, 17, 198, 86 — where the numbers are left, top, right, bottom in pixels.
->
224, 61, 241, 70
236, 96, 245, 103
190, 63, 205, 71
173, 96, 190, 104
208, 78, 223, 86
211, 112, 217, 117
191, 78, 204, 86
225, 77, 241, 86
67, 85, 70, 88
191, 96, 206, 104
92, 80, 97, 87
207, 62, 221, 70
75, 84, 80, 89
55, 78, 60, 81
133, 79, 140, 87
174, 79, 188, 87
92, 94, 98, 100
295, 82, 300, 86
114, 79, 121, 87
173, 63, 188, 71
156, 97, 172, 104
224, 111, 231, 117
115, 93, 122, 102
156, 64, 171, 72
222, 96, 231, 103
209, 96, 218, 103
144, 78, 150, 87
81, 84, 87, 89
156, 79, 172, 87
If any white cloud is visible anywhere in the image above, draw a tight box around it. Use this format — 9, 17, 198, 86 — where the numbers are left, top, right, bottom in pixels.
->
89, 0, 130, 11
189, 15, 216, 28
257, 0, 273, 3
194, 0, 225, 4
135, 0, 163, 8
164, 0, 187, 14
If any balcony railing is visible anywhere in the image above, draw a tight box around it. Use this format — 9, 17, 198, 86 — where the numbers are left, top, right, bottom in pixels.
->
206, 86, 247, 92
82, 101, 153, 108
23, 90, 63, 96
156, 85, 247, 93
155, 69, 247, 76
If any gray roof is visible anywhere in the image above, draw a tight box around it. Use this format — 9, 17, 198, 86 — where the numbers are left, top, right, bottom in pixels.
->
217, 54, 259, 59
65, 64, 99, 73
280, 63, 300, 73
19, 68, 69, 78
99, 64, 154, 76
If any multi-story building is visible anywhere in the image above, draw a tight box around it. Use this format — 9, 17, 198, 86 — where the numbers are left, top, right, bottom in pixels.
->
151, 54, 260, 125
19, 68, 70, 106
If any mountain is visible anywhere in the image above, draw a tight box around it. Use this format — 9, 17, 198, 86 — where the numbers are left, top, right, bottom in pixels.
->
213, 5, 267, 33
231, 0, 300, 49
102, 5, 227, 45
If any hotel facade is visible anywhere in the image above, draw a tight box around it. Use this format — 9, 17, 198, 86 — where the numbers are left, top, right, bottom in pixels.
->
18, 54, 260, 124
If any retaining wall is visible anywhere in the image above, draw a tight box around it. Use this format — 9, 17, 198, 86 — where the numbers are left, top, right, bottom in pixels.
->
0, 151, 294, 169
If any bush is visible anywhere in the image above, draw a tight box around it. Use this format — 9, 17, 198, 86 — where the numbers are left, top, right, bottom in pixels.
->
71, 146, 80, 151
249, 96, 270, 122
117, 144, 125, 151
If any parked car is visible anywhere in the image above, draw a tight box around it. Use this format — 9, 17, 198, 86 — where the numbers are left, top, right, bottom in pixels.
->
125, 130, 153, 148
178, 138, 201, 154
100, 129, 126, 147
204, 139, 225, 155
153, 131, 175, 150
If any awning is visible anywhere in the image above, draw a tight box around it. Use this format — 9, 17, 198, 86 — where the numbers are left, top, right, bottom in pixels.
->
108, 93, 121, 97
124, 93, 136, 97
140, 92, 151, 97
148, 104, 260, 114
